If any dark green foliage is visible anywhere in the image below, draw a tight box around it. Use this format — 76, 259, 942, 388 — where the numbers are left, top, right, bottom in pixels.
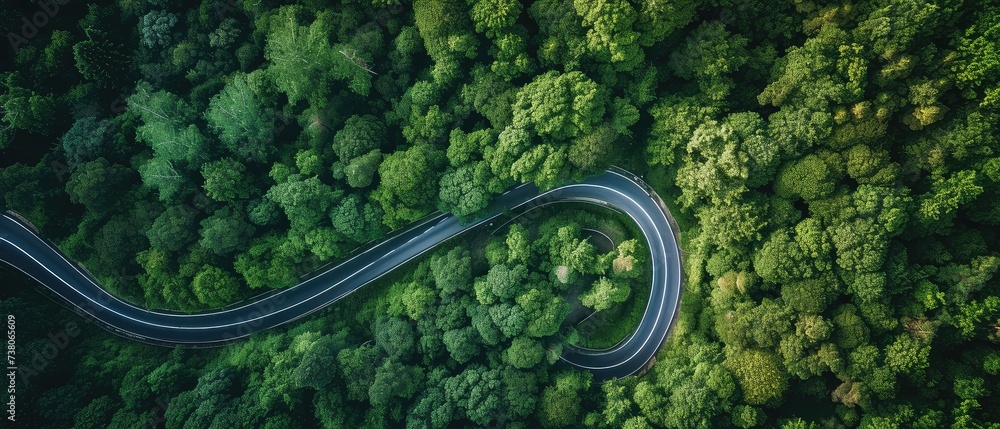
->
61, 117, 112, 168
65, 158, 135, 215
374, 317, 416, 361
73, 38, 129, 88
138, 11, 178, 49
0, 83, 63, 138
4, 0, 1000, 428
199, 207, 253, 255
333, 115, 385, 161
338, 344, 382, 402
147, 205, 197, 252
294, 334, 347, 390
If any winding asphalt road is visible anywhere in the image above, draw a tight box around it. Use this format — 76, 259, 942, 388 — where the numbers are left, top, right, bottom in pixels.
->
0, 168, 681, 380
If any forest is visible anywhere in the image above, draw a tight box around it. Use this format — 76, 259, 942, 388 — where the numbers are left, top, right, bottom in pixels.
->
1, 0, 998, 427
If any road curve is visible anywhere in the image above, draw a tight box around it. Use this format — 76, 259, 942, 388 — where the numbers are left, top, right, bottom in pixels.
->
0, 168, 682, 380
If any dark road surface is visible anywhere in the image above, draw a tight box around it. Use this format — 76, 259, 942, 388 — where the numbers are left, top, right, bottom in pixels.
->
0, 168, 681, 380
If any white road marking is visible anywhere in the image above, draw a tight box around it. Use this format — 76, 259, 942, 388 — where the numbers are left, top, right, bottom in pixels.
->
0, 170, 683, 373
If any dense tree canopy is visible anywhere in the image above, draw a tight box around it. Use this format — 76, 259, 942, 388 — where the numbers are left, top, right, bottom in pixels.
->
2, 0, 999, 427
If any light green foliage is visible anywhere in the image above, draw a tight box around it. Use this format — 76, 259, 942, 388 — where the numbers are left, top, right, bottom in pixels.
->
696, 196, 768, 251
731, 405, 764, 428
400, 281, 436, 320
129, 82, 209, 200
529, 0, 589, 68
646, 95, 720, 167
754, 218, 834, 285
489, 30, 535, 79
518, 288, 571, 338
512, 70, 607, 141
634, 339, 735, 428
573, 0, 642, 70
917, 170, 983, 224
470, 0, 522, 37
569, 124, 618, 173
539, 371, 591, 428
266, 175, 338, 231
438, 163, 493, 217
305, 227, 346, 260
0, 83, 62, 138
504, 224, 532, 265
490, 303, 527, 338
677, 112, 777, 207
543, 223, 598, 275
264, 6, 339, 104
373, 144, 445, 228
725, 349, 788, 406
234, 236, 298, 288
477, 263, 529, 304
584, 379, 633, 428
330, 24, 382, 96
13, 1, 1000, 428
205, 73, 277, 163
443, 365, 503, 425
201, 158, 252, 202
884, 333, 930, 379
446, 128, 491, 166
413, 0, 478, 82
344, 149, 382, 188
192, 265, 240, 307
953, 7, 1000, 88
845, 144, 898, 185
505, 336, 544, 369
715, 298, 794, 350
775, 154, 837, 201
610, 239, 646, 279
129, 84, 207, 167
633, 0, 699, 46
580, 277, 630, 312
781, 276, 839, 314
